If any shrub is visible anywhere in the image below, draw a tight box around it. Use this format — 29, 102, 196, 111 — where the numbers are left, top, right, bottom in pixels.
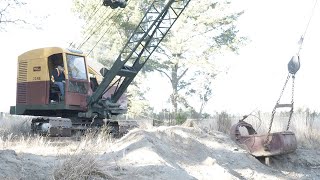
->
175, 112, 187, 125
216, 111, 232, 134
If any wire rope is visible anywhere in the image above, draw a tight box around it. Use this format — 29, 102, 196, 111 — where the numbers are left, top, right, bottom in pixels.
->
87, 0, 132, 55
87, 8, 125, 55
69, 0, 103, 47
297, 0, 318, 55
77, 9, 115, 49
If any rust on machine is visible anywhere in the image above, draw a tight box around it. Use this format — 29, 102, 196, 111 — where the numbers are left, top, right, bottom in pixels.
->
230, 120, 297, 157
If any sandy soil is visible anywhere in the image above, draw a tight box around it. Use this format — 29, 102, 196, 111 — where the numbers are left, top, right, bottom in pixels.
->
0, 123, 319, 179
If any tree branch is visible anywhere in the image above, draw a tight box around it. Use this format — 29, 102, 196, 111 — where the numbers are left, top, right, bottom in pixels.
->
177, 68, 188, 82
0, 4, 9, 13
0, 1, 27, 30
155, 68, 172, 82
157, 46, 173, 59
177, 82, 191, 91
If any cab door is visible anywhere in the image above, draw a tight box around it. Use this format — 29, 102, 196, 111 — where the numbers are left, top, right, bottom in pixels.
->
64, 54, 90, 108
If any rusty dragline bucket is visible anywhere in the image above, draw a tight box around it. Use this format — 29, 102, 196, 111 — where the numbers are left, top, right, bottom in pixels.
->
230, 120, 297, 157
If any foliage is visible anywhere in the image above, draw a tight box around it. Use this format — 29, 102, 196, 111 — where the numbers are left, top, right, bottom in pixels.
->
216, 111, 232, 134
175, 110, 188, 125
145, 0, 247, 117
126, 74, 154, 119
72, 0, 148, 65
72, 0, 154, 117
72, 0, 247, 118
185, 71, 216, 119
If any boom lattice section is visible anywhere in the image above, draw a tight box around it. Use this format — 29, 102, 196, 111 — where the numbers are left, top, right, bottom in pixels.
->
88, 0, 191, 105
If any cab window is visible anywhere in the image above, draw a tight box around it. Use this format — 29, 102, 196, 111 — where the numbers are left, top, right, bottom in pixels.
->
66, 54, 87, 80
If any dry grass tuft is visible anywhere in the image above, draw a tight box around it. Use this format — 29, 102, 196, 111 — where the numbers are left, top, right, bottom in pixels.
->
52, 128, 116, 179
289, 111, 320, 149
216, 112, 232, 134
53, 152, 113, 180
1, 115, 118, 179
0, 115, 115, 156
0, 115, 32, 138
76, 126, 114, 151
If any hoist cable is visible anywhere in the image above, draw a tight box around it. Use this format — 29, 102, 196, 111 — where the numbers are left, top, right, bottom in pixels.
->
86, 1, 103, 23
297, 0, 318, 55
69, 0, 103, 48
79, 0, 133, 50
71, 0, 132, 50
78, 7, 105, 43
87, 7, 126, 56
78, 7, 110, 46
77, 9, 115, 49
87, 0, 132, 55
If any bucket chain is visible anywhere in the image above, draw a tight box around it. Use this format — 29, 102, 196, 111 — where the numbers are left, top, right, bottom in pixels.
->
265, 73, 291, 147
287, 75, 295, 130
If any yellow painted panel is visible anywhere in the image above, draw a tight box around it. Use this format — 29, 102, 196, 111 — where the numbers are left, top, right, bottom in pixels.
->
18, 47, 64, 61
17, 59, 50, 83
88, 65, 103, 83
26, 58, 49, 82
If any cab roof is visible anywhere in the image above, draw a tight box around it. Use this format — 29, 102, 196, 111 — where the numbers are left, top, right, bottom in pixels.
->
18, 47, 85, 61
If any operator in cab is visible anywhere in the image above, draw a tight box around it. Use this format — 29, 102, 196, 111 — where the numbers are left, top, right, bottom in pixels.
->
51, 65, 66, 100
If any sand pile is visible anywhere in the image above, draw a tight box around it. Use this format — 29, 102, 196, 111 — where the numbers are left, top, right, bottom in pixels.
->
0, 125, 319, 179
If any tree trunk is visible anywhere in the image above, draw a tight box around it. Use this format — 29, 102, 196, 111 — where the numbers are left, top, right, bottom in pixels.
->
171, 62, 179, 121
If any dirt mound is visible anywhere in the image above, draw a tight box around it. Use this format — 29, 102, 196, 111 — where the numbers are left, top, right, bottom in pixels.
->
270, 148, 320, 179
0, 125, 319, 179
0, 150, 55, 179
100, 126, 285, 179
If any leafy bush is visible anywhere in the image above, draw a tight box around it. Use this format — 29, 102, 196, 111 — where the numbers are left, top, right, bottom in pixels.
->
175, 112, 187, 125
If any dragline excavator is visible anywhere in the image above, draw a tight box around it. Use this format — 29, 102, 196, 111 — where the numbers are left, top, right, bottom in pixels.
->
9, 0, 192, 136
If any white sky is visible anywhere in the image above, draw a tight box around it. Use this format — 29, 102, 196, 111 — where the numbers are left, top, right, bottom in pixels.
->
0, 0, 319, 115
0, 0, 80, 112
209, 0, 320, 114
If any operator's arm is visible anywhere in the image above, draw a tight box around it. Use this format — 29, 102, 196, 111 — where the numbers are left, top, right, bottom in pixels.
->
61, 70, 66, 81
51, 69, 58, 83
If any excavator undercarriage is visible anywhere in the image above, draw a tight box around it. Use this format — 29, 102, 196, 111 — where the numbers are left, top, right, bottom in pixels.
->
30, 116, 120, 137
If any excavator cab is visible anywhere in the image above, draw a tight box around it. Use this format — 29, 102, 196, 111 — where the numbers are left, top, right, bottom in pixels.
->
10, 47, 91, 116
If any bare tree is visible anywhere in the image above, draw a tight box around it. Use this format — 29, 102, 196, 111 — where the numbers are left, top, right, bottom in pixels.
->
0, 0, 26, 30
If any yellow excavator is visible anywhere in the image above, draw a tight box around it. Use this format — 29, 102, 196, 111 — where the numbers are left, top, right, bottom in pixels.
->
10, 0, 192, 136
